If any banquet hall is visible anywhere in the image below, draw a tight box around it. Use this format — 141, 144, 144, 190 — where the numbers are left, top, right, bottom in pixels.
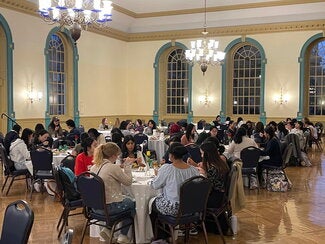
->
1, 1, 325, 243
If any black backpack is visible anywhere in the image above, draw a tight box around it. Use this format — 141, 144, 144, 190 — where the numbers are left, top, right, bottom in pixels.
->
58, 167, 80, 201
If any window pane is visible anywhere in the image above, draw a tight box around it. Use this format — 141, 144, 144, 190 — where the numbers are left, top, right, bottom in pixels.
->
166, 49, 188, 114
232, 44, 262, 115
309, 39, 325, 115
48, 34, 66, 115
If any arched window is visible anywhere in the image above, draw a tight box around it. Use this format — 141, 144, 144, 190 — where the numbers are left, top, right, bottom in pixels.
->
166, 49, 189, 114
48, 34, 65, 115
232, 44, 261, 115
45, 27, 79, 127
0, 14, 14, 132
308, 39, 325, 115
154, 42, 192, 123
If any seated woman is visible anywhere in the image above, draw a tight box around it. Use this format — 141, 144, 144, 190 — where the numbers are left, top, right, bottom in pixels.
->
48, 116, 64, 138
144, 119, 156, 135
134, 119, 144, 134
90, 142, 135, 244
119, 120, 134, 137
252, 121, 266, 146
88, 128, 106, 145
180, 123, 197, 145
32, 129, 53, 149
118, 135, 145, 167
227, 127, 258, 159
257, 126, 283, 182
98, 117, 109, 130
199, 141, 229, 208
71, 132, 89, 156
74, 137, 98, 176
149, 142, 200, 240
9, 128, 34, 170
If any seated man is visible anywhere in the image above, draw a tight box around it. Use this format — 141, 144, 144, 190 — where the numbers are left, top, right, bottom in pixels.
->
66, 119, 81, 144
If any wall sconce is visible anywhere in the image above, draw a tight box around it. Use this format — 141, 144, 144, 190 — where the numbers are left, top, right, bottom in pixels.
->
199, 89, 212, 106
274, 87, 288, 105
26, 82, 43, 103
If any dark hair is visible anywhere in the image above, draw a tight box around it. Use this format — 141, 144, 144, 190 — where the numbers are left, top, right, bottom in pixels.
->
34, 123, 45, 133
264, 125, 275, 138
119, 121, 128, 130
209, 125, 217, 131
111, 127, 124, 138
148, 119, 157, 129
277, 122, 288, 136
121, 135, 137, 158
21, 128, 34, 147
268, 121, 277, 129
296, 121, 303, 129
37, 129, 49, 137
203, 136, 225, 155
66, 119, 76, 128
255, 121, 264, 133
185, 123, 195, 141
200, 142, 229, 174
136, 119, 142, 126
80, 132, 90, 143
169, 142, 188, 159
12, 124, 22, 134
233, 127, 247, 144
81, 137, 95, 156
87, 128, 101, 140
48, 117, 60, 131
236, 117, 243, 124
111, 132, 123, 149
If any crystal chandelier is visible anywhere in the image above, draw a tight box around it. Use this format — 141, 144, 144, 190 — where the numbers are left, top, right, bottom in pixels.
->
38, 0, 113, 42
185, 0, 225, 75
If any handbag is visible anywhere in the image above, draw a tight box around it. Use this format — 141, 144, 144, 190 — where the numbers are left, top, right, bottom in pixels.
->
264, 169, 291, 192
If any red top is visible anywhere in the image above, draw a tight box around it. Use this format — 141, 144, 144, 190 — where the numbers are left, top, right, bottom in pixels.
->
74, 152, 93, 176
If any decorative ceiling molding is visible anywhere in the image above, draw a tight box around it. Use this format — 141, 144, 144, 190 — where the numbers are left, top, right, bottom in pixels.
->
127, 20, 325, 42
1, 0, 325, 42
129, 0, 325, 18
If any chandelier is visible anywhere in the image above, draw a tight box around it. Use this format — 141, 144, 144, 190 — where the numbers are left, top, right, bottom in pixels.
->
38, 0, 113, 42
185, 0, 225, 75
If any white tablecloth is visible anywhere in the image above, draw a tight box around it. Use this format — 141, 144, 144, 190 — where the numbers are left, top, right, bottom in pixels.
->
98, 130, 111, 138
90, 170, 159, 244
148, 139, 168, 162
123, 171, 158, 244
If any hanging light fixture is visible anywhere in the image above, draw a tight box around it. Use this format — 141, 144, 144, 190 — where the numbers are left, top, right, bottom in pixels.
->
38, 0, 113, 42
185, 0, 225, 75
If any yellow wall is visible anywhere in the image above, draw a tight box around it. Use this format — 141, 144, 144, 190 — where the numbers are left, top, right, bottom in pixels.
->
0, 7, 323, 130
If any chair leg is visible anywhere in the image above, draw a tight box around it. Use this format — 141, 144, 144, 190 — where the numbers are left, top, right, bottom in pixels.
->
1, 175, 9, 192
201, 222, 209, 244
212, 213, 226, 244
168, 224, 176, 244
131, 218, 136, 244
57, 208, 66, 230
58, 208, 70, 238
80, 220, 89, 244
5, 176, 15, 196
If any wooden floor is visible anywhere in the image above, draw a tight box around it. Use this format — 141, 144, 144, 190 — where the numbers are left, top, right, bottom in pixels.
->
1, 146, 325, 244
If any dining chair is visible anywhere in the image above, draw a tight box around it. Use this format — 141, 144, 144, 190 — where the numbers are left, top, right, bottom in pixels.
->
0, 143, 30, 196
134, 133, 149, 146
184, 143, 202, 164
0, 200, 34, 244
30, 148, 54, 200
76, 171, 136, 244
206, 160, 239, 244
60, 154, 76, 173
53, 166, 83, 238
154, 175, 212, 244
240, 146, 261, 190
